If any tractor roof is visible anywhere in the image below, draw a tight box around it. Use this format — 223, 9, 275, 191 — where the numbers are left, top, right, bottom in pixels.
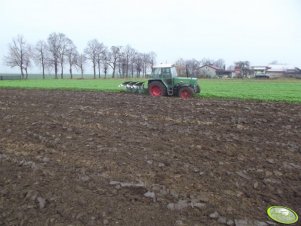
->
152, 64, 174, 68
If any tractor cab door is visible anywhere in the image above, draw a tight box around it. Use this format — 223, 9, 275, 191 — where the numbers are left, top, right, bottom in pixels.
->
150, 66, 178, 92
161, 68, 173, 86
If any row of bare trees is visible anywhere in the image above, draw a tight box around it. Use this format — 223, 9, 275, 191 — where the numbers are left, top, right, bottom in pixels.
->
174, 58, 255, 78
4, 33, 157, 79
174, 58, 226, 77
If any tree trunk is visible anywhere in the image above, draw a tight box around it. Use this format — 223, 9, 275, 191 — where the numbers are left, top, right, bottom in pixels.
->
25, 68, 28, 79
20, 66, 24, 79
126, 57, 129, 78
93, 63, 96, 79
118, 64, 121, 78
54, 61, 58, 79
41, 56, 45, 79
60, 63, 64, 79
98, 62, 101, 78
20, 51, 24, 79
69, 65, 73, 79
42, 65, 45, 79
112, 63, 116, 78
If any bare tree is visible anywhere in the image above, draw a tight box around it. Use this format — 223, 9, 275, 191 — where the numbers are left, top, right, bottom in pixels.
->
34, 40, 48, 79
148, 51, 157, 69
119, 52, 127, 78
213, 59, 225, 69
175, 58, 187, 76
108, 46, 122, 78
134, 52, 143, 78
117, 49, 125, 77
47, 32, 73, 79
175, 58, 201, 77
85, 39, 100, 79
128, 48, 137, 78
235, 61, 250, 77
122, 45, 135, 77
58, 35, 72, 79
4, 35, 31, 79
186, 59, 200, 77
175, 58, 224, 77
119, 45, 141, 78
101, 48, 110, 78
23, 47, 32, 79
141, 53, 149, 77
47, 33, 62, 79
96, 42, 106, 78
76, 53, 86, 79
201, 58, 214, 66
66, 42, 78, 79
146, 52, 156, 77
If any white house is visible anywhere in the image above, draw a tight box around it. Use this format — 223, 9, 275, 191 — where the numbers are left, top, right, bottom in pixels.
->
199, 65, 232, 78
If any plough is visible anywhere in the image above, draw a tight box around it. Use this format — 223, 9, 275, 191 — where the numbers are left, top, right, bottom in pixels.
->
119, 81, 145, 94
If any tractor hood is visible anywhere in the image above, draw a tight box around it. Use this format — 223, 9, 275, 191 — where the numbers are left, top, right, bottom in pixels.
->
174, 77, 198, 85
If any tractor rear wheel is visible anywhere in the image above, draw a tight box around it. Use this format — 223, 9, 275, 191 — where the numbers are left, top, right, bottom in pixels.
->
179, 86, 194, 100
149, 81, 167, 97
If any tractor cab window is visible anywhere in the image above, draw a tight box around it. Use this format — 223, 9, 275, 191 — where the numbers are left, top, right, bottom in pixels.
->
161, 68, 171, 78
171, 67, 177, 77
152, 68, 161, 78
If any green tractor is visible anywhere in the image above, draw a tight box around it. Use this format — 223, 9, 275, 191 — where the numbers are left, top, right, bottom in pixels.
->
120, 64, 201, 99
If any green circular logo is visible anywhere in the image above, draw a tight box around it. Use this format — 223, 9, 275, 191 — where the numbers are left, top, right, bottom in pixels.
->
267, 206, 298, 224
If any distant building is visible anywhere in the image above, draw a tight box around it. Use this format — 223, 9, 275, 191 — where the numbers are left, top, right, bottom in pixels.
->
199, 65, 233, 78
266, 65, 301, 78
286, 67, 301, 78
252, 66, 269, 74
251, 66, 270, 78
250, 65, 301, 78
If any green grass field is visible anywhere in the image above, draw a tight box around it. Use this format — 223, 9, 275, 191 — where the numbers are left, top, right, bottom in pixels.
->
0, 78, 301, 103
200, 79, 301, 103
0, 79, 125, 92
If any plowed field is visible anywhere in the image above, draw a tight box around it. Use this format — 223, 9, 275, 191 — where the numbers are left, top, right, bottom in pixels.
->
0, 89, 300, 226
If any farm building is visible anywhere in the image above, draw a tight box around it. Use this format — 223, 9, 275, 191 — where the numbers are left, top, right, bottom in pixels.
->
251, 66, 269, 74
250, 66, 270, 78
286, 67, 301, 78
250, 65, 301, 78
266, 65, 301, 78
199, 65, 233, 78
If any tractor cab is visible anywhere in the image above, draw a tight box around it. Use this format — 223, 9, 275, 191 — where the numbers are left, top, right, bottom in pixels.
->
150, 64, 177, 88
151, 64, 178, 79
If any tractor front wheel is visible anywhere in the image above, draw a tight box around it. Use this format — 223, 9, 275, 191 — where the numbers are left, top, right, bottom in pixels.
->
179, 87, 194, 100
149, 81, 167, 97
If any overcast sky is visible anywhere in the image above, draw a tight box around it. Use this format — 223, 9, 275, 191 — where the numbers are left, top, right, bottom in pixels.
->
1, 0, 300, 73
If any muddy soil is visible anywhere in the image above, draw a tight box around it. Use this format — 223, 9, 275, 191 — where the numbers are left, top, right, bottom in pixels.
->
0, 89, 300, 226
